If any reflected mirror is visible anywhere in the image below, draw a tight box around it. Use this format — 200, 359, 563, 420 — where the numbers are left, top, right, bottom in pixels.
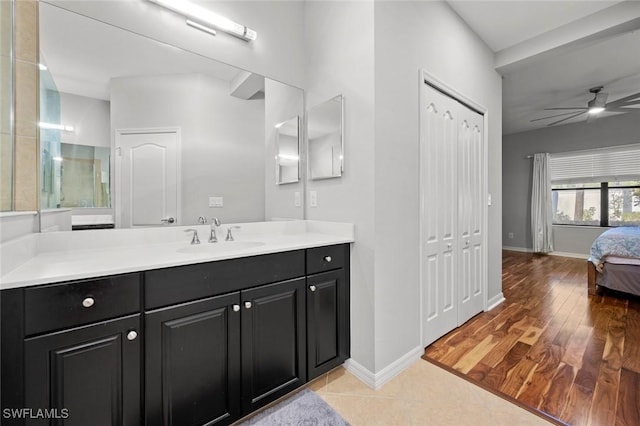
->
39, 2, 304, 229
308, 95, 343, 180
275, 116, 300, 184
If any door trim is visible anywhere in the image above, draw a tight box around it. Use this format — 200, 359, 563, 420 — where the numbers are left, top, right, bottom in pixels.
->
114, 127, 182, 228
418, 69, 489, 347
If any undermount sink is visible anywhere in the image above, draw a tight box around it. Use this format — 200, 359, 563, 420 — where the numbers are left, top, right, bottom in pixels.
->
176, 241, 265, 254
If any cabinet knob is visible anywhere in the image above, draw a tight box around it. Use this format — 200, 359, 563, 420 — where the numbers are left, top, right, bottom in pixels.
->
82, 297, 95, 308
126, 330, 138, 341
324, 256, 332, 262
447, 243, 452, 250
244, 301, 252, 309
309, 285, 317, 292
232, 304, 240, 312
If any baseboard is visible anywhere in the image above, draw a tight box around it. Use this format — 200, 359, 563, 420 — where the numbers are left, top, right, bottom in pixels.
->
549, 251, 589, 260
487, 292, 505, 310
503, 246, 589, 260
345, 345, 423, 390
502, 246, 532, 253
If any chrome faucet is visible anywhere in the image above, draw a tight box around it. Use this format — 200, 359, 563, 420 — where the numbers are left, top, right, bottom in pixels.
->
209, 217, 221, 243
225, 226, 241, 241
185, 229, 200, 245
198, 216, 207, 225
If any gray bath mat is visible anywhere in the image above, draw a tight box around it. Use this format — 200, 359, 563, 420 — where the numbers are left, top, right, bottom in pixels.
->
238, 388, 350, 425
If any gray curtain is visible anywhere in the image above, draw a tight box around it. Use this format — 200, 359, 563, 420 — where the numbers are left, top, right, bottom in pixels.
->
531, 153, 554, 253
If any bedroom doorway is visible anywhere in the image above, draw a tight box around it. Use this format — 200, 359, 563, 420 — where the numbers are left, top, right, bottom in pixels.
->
420, 71, 488, 346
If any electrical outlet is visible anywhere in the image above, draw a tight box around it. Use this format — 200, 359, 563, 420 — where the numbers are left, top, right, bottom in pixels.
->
309, 191, 317, 207
209, 196, 224, 208
294, 192, 301, 207
508, 232, 514, 239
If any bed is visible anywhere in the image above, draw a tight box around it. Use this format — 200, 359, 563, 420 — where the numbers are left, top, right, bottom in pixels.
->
588, 226, 640, 296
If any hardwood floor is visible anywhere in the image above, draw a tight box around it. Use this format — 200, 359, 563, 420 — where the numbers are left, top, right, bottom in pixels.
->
423, 250, 640, 426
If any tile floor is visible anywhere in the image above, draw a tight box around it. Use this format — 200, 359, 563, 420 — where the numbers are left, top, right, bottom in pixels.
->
310, 359, 552, 425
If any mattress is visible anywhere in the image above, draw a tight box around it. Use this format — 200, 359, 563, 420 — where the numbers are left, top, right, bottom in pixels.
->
590, 226, 640, 267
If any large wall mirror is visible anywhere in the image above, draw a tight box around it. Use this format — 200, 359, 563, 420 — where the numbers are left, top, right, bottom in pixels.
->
308, 95, 344, 180
38, 2, 304, 229
1, 0, 13, 212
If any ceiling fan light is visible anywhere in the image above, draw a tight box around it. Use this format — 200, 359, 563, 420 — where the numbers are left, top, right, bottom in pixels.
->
588, 106, 605, 114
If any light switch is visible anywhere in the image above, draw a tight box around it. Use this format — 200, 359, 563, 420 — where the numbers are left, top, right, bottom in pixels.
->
294, 192, 301, 207
487, 193, 492, 206
209, 196, 224, 208
310, 191, 317, 207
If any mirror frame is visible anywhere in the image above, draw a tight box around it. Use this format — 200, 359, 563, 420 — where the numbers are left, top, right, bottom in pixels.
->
307, 94, 344, 181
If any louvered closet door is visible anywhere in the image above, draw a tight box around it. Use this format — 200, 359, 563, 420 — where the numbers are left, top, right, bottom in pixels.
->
421, 82, 485, 347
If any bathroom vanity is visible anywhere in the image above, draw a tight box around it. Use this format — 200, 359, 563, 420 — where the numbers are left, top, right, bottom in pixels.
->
0, 222, 352, 425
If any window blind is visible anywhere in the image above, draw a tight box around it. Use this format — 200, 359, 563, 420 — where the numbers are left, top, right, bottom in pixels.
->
550, 144, 640, 184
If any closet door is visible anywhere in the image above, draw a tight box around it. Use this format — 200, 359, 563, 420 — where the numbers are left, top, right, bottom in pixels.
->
457, 107, 485, 324
421, 86, 459, 345
421, 82, 485, 346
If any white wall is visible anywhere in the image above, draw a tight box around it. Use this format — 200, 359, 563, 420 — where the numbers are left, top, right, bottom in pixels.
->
502, 113, 640, 255
59, 92, 110, 148
51, 0, 306, 89
264, 79, 304, 221
305, 0, 376, 372
373, 1, 503, 372
111, 73, 265, 225
304, 0, 502, 376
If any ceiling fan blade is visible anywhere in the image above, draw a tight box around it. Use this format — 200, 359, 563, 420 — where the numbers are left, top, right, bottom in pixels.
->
547, 111, 586, 126
543, 107, 588, 111
605, 92, 640, 108
605, 107, 640, 113
530, 111, 586, 122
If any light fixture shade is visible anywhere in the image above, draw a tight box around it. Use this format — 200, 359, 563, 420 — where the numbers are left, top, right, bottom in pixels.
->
149, 0, 257, 41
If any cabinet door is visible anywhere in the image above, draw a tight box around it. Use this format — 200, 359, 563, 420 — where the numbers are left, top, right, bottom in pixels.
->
241, 278, 306, 413
145, 293, 241, 426
24, 314, 141, 426
307, 269, 350, 379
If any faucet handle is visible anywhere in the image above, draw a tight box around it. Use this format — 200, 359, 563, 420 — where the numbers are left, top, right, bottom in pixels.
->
185, 229, 200, 245
198, 216, 207, 225
209, 227, 218, 243
225, 226, 241, 241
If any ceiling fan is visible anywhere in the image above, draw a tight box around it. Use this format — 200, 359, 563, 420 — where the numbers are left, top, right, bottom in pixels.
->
532, 86, 640, 126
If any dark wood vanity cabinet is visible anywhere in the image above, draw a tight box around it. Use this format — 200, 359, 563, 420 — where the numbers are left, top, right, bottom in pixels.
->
1, 273, 143, 426
24, 314, 142, 426
1, 244, 349, 426
241, 278, 307, 414
145, 292, 241, 426
306, 244, 350, 380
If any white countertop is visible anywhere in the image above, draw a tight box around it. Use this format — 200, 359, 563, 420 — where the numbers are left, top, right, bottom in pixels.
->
0, 221, 354, 290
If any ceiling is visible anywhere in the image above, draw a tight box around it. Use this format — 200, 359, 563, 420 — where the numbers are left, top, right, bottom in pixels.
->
40, 3, 243, 101
448, 0, 640, 134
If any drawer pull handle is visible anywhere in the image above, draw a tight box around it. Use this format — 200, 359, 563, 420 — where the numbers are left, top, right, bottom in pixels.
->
309, 285, 317, 292
244, 301, 252, 309
232, 304, 241, 312
127, 330, 138, 341
324, 256, 332, 262
82, 297, 95, 308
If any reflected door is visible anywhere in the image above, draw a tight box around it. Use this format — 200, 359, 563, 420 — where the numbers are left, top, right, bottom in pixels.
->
116, 130, 179, 227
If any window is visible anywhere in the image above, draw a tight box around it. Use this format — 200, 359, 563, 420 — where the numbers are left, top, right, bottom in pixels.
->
552, 181, 640, 226
550, 145, 640, 227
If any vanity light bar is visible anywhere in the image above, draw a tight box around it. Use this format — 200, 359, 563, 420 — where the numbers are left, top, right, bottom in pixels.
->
148, 0, 257, 41
186, 19, 217, 36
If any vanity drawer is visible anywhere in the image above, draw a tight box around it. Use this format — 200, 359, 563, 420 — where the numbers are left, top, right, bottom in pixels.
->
306, 244, 347, 275
24, 273, 141, 336
145, 250, 305, 309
